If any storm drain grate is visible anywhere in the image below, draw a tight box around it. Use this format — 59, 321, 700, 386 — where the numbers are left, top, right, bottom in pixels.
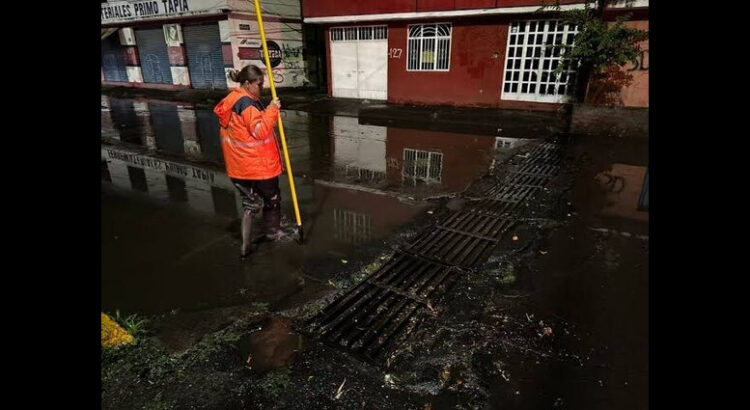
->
513, 163, 560, 178
538, 142, 558, 150
523, 151, 562, 166
527, 142, 558, 156
461, 198, 521, 218
305, 141, 560, 364
306, 252, 461, 363
527, 148, 560, 162
403, 211, 514, 268
491, 184, 542, 202
504, 173, 549, 187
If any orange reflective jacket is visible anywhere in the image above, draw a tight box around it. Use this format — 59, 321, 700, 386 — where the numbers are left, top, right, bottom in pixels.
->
213, 88, 282, 180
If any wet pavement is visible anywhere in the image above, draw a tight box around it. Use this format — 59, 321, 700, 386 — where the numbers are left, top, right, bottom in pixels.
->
101, 94, 648, 410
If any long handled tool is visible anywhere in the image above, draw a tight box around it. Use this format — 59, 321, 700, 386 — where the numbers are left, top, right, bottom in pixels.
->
253, 0, 303, 243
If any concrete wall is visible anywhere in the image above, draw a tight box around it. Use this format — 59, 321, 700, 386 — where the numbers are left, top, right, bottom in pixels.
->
585, 19, 649, 107
226, 14, 307, 88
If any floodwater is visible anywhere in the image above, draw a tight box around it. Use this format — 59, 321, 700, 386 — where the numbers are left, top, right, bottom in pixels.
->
101, 95, 515, 315
100, 94, 648, 410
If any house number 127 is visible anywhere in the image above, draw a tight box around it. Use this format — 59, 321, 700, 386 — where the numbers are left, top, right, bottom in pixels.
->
388, 48, 403, 59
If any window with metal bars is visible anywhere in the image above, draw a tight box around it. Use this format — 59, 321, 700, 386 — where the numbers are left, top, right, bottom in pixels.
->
402, 148, 443, 185
333, 208, 373, 245
330, 26, 387, 42
407, 23, 451, 71
334, 164, 386, 183
502, 20, 579, 103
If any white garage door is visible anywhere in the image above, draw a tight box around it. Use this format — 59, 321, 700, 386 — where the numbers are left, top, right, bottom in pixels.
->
330, 26, 388, 100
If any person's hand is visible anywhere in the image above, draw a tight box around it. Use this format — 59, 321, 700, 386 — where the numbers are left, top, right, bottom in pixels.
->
270, 98, 281, 109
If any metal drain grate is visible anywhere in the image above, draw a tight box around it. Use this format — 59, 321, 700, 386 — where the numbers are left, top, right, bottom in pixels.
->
504, 173, 549, 187
403, 211, 514, 268
523, 149, 562, 166
461, 198, 520, 217
514, 163, 560, 177
489, 183, 541, 203
306, 252, 461, 363
306, 140, 561, 365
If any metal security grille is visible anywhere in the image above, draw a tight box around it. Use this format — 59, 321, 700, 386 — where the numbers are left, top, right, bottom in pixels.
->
502, 20, 579, 103
183, 23, 227, 89
403, 149, 443, 185
135, 28, 173, 84
333, 209, 373, 245
407, 23, 451, 71
101, 34, 129, 82
331, 25, 387, 42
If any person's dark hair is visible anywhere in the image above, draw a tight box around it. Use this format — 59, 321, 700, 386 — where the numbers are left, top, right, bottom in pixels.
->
228, 65, 264, 85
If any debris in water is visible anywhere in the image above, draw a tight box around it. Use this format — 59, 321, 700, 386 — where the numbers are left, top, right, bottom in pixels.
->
427, 210, 434, 214
512, 235, 519, 241
500, 370, 510, 381
341, 259, 348, 264
426, 300, 437, 316
245, 354, 253, 370
543, 327, 553, 336
554, 397, 564, 407
540, 250, 548, 255
441, 364, 451, 383
384, 374, 399, 387
334, 378, 346, 400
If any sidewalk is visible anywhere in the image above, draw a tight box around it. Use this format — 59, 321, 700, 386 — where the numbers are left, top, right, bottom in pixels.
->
102, 85, 646, 138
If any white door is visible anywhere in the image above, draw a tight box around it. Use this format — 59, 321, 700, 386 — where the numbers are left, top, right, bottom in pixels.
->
331, 41, 358, 98
330, 26, 388, 100
357, 39, 387, 100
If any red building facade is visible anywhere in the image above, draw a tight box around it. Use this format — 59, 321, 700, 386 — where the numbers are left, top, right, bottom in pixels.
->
303, 0, 648, 109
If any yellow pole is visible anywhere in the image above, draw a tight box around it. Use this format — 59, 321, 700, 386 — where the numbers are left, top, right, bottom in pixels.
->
252, 0, 303, 241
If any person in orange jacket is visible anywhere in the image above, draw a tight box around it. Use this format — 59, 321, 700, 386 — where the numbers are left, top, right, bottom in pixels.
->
214, 65, 287, 258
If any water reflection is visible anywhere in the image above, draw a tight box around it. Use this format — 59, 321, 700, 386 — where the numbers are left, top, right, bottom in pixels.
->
101, 95, 539, 314
102, 95, 513, 197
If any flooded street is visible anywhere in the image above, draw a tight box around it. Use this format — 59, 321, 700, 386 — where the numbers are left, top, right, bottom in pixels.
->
101, 95, 648, 410
102, 96, 500, 316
